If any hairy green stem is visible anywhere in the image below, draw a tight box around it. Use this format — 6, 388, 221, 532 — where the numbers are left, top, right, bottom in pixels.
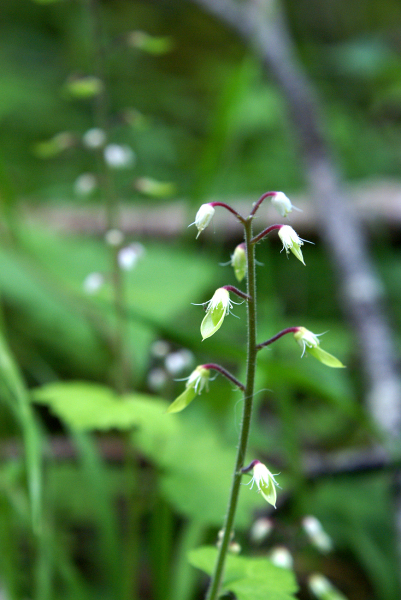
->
205, 217, 257, 600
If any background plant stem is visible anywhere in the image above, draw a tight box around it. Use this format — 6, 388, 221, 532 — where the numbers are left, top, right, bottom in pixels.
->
205, 216, 257, 600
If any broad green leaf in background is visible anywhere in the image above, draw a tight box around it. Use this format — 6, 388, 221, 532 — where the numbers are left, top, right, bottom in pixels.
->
0, 228, 217, 382
32, 380, 277, 527
188, 546, 298, 600
32, 381, 176, 434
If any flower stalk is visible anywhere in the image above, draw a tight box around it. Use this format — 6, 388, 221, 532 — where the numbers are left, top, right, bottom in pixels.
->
221, 285, 251, 302
180, 195, 344, 599
202, 363, 245, 391
205, 216, 258, 600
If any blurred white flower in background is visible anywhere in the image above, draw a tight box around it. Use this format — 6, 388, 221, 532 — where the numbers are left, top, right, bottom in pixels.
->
83, 272, 104, 294
82, 127, 106, 149
104, 144, 135, 169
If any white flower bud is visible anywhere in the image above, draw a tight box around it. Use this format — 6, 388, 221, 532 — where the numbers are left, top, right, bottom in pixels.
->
269, 546, 293, 569
250, 518, 273, 544
271, 192, 298, 217
165, 349, 194, 375
278, 225, 305, 264
83, 128, 106, 149
105, 229, 124, 246
74, 173, 97, 196
243, 460, 280, 507
302, 516, 333, 553
190, 204, 215, 238
83, 272, 104, 294
104, 144, 135, 169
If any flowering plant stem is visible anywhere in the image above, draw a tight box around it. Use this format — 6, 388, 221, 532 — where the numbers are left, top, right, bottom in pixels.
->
205, 216, 257, 600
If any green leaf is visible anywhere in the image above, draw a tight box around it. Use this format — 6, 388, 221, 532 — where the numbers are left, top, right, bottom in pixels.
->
307, 346, 345, 368
32, 381, 175, 433
188, 546, 298, 600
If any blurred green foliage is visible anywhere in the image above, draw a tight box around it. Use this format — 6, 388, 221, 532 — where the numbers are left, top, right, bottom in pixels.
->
0, 1, 400, 600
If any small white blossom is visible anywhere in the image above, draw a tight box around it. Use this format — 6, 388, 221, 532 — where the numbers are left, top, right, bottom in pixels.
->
104, 144, 135, 169
150, 340, 170, 358
308, 574, 347, 600
278, 225, 306, 264
165, 349, 194, 375
185, 366, 210, 394
250, 518, 273, 544
244, 461, 280, 508
271, 192, 300, 217
83, 128, 106, 149
83, 272, 104, 294
105, 229, 124, 246
74, 173, 97, 196
190, 204, 215, 238
269, 546, 293, 569
147, 368, 168, 391
118, 243, 144, 271
200, 288, 234, 340
302, 516, 333, 553
294, 327, 321, 357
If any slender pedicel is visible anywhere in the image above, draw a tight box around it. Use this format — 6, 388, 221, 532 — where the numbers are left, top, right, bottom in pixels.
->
256, 327, 298, 351
202, 363, 245, 391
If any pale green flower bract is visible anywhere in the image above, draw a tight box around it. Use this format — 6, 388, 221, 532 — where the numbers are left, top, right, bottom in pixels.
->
200, 288, 234, 340
293, 327, 345, 368
166, 366, 210, 413
244, 461, 280, 508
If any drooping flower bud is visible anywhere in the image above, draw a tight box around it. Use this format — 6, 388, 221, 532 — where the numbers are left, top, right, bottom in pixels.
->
83, 272, 104, 294
231, 244, 247, 282
242, 460, 280, 508
271, 192, 299, 217
166, 366, 210, 413
278, 225, 306, 264
200, 287, 232, 340
118, 243, 144, 271
308, 574, 347, 600
293, 327, 345, 368
190, 204, 215, 238
83, 128, 106, 149
269, 546, 293, 569
104, 144, 135, 169
302, 516, 333, 553
250, 518, 274, 544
